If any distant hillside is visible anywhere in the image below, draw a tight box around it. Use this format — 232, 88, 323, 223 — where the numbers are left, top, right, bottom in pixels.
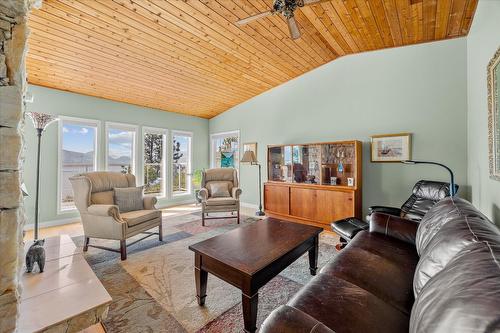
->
63, 150, 131, 165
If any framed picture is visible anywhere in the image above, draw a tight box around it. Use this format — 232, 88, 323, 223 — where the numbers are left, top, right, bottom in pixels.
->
243, 142, 257, 156
371, 133, 412, 162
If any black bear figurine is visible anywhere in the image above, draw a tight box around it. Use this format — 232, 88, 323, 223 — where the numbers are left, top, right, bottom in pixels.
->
26, 239, 46, 273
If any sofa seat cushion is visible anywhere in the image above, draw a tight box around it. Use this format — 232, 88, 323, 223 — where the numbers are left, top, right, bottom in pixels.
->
205, 197, 237, 206
321, 232, 418, 314
289, 275, 409, 333
121, 210, 161, 227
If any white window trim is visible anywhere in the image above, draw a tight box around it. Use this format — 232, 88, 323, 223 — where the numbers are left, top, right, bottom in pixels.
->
210, 130, 240, 171
105, 121, 138, 175
171, 130, 193, 197
141, 126, 168, 199
57, 116, 101, 215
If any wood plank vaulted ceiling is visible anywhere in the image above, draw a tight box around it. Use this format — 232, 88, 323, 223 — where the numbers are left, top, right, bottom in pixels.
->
27, 0, 478, 119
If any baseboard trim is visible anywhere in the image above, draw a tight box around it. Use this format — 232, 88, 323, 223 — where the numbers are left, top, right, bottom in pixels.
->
24, 217, 80, 231
157, 198, 196, 209
241, 202, 259, 210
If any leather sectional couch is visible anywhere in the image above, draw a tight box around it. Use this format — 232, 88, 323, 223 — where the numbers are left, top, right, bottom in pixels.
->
260, 197, 500, 333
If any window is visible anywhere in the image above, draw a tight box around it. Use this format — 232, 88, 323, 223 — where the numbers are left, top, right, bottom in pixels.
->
143, 127, 167, 197
172, 131, 192, 196
210, 130, 240, 170
58, 117, 99, 212
106, 122, 137, 174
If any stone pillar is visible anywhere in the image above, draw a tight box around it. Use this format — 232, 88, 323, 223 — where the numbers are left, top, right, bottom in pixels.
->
0, 1, 39, 332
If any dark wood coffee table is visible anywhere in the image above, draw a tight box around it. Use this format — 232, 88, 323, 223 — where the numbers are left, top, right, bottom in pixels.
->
188, 218, 322, 333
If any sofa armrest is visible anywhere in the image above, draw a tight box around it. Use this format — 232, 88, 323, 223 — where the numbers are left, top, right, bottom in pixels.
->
143, 196, 157, 210
369, 212, 418, 245
232, 187, 242, 199
199, 188, 209, 201
261, 305, 335, 333
368, 206, 402, 216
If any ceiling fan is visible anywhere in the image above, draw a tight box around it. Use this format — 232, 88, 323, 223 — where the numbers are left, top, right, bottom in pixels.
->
235, 0, 331, 40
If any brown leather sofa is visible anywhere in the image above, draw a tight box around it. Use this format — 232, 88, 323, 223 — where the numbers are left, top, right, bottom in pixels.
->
261, 197, 500, 333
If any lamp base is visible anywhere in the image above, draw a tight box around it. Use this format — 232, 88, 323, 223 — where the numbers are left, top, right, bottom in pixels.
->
255, 210, 265, 217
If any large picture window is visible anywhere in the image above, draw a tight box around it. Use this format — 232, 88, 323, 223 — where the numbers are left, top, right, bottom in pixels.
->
59, 117, 99, 212
210, 130, 240, 170
106, 122, 137, 174
172, 131, 192, 196
143, 127, 167, 197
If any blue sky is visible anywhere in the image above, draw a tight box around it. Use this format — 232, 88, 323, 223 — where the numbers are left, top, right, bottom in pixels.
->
62, 124, 95, 153
108, 129, 133, 159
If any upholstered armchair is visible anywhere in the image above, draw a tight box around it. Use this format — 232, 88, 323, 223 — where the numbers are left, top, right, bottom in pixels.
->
199, 168, 242, 226
70, 171, 162, 260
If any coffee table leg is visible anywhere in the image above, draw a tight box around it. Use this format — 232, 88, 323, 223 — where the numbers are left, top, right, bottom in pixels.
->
195, 254, 207, 305
308, 235, 319, 275
242, 292, 258, 333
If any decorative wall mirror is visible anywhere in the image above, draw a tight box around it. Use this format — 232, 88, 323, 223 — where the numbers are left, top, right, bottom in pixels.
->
488, 46, 500, 180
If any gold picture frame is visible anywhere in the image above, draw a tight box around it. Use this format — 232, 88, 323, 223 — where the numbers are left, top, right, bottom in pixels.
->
370, 133, 412, 163
487, 46, 500, 181
243, 142, 257, 156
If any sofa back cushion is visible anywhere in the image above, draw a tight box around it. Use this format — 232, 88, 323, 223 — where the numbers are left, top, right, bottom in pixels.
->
415, 197, 487, 255
413, 215, 500, 296
410, 241, 500, 333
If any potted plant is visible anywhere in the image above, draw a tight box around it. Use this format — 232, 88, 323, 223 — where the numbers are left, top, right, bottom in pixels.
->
192, 169, 203, 203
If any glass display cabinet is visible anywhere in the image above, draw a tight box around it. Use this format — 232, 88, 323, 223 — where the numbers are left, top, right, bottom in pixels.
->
265, 140, 362, 229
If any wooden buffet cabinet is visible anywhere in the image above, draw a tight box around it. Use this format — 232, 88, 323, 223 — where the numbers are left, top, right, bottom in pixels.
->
264, 140, 362, 229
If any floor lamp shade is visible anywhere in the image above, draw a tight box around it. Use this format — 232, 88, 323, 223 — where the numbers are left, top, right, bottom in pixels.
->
241, 150, 257, 164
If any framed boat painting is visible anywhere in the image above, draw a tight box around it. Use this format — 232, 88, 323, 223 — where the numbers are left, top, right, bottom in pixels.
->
371, 133, 412, 162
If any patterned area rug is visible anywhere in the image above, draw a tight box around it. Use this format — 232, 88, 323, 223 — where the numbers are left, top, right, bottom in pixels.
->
73, 212, 339, 332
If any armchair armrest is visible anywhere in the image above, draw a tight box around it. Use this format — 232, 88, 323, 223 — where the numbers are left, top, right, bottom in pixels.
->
260, 305, 335, 333
368, 206, 402, 216
369, 212, 418, 245
87, 204, 122, 222
231, 187, 242, 199
143, 196, 157, 210
199, 188, 209, 201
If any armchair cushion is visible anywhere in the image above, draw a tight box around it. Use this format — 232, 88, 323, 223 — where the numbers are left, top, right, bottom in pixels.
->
121, 210, 161, 227
206, 180, 233, 196
114, 186, 144, 212
205, 197, 237, 206
91, 190, 114, 205
87, 204, 121, 221
208, 181, 231, 198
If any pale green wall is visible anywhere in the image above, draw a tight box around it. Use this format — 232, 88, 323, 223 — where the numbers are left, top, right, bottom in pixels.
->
24, 85, 209, 226
467, 0, 500, 224
210, 38, 468, 216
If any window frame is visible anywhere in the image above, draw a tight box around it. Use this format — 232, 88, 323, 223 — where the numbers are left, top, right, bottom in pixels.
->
104, 121, 138, 175
141, 126, 168, 199
57, 116, 101, 214
210, 130, 240, 171
171, 130, 193, 197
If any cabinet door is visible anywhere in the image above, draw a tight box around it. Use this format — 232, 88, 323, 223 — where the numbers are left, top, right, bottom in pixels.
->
315, 190, 354, 224
290, 187, 317, 220
264, 185, 289, 215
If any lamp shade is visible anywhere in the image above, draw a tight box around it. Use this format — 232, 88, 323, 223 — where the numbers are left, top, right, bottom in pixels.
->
241, 150, 257, 163
27, 112, 58, 131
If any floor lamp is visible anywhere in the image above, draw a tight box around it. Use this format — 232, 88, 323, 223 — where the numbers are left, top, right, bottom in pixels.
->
241, 150, 265, 216
401, 160, 457, 196
27, 112, 58, 240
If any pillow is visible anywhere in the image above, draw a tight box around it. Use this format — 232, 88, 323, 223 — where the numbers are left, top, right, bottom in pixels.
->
209, 182, 230, 198
114, 187, 144, 212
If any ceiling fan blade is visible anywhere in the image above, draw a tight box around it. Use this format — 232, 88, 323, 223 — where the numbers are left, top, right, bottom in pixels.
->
303, 0, 332, 5
287, 16, 301, 40
235, 11, 273, 25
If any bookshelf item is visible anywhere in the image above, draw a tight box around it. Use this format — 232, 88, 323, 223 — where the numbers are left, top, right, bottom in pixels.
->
265, 140, 362, 229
